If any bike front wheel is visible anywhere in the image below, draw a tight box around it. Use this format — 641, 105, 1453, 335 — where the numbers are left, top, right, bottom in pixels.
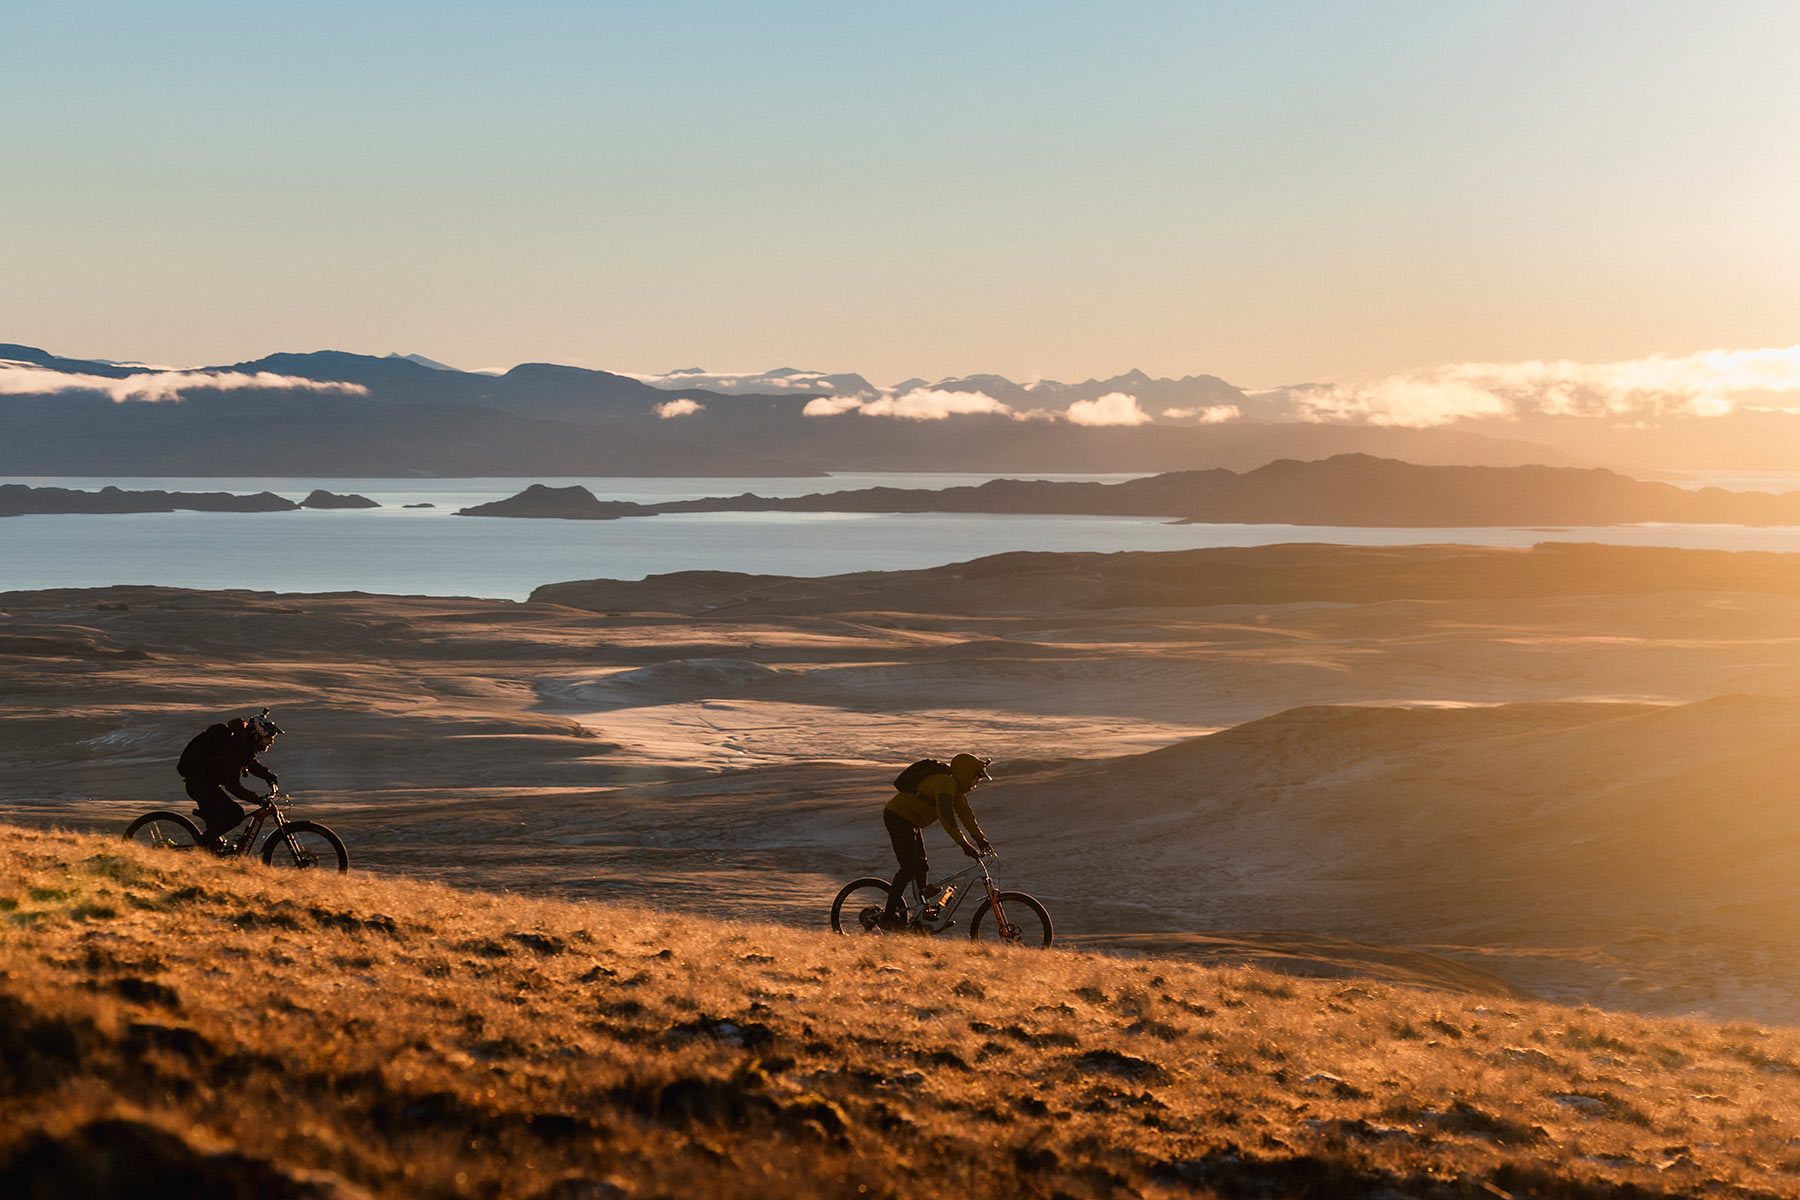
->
969, 891, 1053, 948
260, 820, 349, 873
830, 877, 898, 935
123, 810, 204, 851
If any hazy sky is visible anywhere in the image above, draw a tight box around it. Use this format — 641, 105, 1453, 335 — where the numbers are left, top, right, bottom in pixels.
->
6, 2, 1797, 388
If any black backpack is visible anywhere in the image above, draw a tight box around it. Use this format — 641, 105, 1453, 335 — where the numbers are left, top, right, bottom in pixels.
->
176, 723, 230, 777
893, 758, 951, 795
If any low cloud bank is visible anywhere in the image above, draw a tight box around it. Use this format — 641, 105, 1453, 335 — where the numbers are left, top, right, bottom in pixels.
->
805, 388, 1016, 420
1164, 404, 1242, 423
1067, 392, 1153, 426
860, 388, 1015, 420
793, 346, 1800, 429
1286, 346, 1800, 426
805, 386, 1150, 425
0, 363, 369, 403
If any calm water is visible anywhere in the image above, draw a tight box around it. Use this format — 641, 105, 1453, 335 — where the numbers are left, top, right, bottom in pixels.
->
9, 473, 1800, 602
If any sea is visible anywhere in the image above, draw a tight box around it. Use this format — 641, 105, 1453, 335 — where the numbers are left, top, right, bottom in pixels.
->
7, 471, 1800, 602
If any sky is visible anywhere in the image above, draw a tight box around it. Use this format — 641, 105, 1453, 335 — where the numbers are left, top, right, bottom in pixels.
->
5, 1, 1798, 392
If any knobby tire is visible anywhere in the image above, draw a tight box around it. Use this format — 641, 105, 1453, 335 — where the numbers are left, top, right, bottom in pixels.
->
830, 876, 897, 934
123, 810, 204, 851
261, 820, 349, 873
969, 890, 1053, 948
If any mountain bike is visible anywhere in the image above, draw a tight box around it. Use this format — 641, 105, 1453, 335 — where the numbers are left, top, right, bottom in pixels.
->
829, 854, 1052, 947
123, 786, 349, 873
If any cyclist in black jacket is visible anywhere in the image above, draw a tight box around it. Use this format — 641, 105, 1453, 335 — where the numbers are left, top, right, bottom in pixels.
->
177, 711, 283, 851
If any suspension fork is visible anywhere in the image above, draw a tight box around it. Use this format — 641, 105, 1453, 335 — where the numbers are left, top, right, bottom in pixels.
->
981, 867, 1017, 939
266, 810, 302, 859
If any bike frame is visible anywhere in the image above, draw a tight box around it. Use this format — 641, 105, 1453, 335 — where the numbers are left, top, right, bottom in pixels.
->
230, 787, 295, 858
912, 855, 1017, 936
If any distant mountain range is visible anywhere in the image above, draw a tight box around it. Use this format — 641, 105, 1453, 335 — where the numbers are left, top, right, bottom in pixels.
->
624, 365, 1255, 411
0, 341, 1629, 477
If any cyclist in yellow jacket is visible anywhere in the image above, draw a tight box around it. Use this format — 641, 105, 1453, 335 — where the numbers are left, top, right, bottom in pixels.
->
881, 753, 995, 928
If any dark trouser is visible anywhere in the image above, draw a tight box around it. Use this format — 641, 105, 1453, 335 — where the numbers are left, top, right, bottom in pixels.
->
185, 779, 246, 844
884, 808, 928, 919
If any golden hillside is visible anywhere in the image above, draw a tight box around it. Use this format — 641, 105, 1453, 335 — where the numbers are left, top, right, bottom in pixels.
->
3, 825, 1797, 1199
11, 550, 1800, 1023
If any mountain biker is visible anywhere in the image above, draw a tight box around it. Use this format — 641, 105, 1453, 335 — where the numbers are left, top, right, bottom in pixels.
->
881, 753, 996, 929
177, 711, 283, 852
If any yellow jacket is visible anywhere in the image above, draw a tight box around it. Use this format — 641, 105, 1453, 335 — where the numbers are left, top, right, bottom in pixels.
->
885, 769, 988, 850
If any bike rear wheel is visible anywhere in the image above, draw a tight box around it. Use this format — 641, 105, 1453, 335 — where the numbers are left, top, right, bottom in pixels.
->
260, 820, 349, 873
969, 890, 1053, 948
123, 810, 204, 851
830, 877, 899, 935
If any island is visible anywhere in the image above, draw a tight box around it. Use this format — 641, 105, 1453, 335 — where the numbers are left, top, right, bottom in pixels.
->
0, 484, 299, 517
298, 489, 380, 509
455, 454, 1800, 527
0, 484, 377, 517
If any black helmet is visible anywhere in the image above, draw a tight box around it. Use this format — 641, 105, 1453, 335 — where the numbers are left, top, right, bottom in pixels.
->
248, 709, 283, 747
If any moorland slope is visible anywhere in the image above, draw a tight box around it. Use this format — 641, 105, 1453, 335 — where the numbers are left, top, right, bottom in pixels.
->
5, 542, 1800, 1023
5, 825, 1799, 1200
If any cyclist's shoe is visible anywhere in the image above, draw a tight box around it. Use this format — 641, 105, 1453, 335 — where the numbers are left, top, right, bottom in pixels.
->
207, 829, 249, 856
877, 912, 910, 932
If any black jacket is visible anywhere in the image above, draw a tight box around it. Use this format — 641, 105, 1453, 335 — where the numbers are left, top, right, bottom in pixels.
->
177, 722, 276, 802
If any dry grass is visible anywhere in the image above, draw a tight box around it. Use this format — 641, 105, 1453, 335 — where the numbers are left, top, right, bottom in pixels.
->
3, 824, 1798, 1200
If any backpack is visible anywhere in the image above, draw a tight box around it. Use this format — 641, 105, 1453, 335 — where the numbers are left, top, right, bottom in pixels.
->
893, 758, 951, 795
176, 723, 231, 778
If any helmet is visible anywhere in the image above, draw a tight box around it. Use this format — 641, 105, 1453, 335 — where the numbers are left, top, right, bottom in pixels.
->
248, 709, 283, 748
950, 753, 991, 788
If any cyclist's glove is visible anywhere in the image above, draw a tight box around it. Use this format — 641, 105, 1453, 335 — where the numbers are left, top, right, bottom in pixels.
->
960, 841, 982, 859
976, 837, 994, 856
265, 773, 279, 788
